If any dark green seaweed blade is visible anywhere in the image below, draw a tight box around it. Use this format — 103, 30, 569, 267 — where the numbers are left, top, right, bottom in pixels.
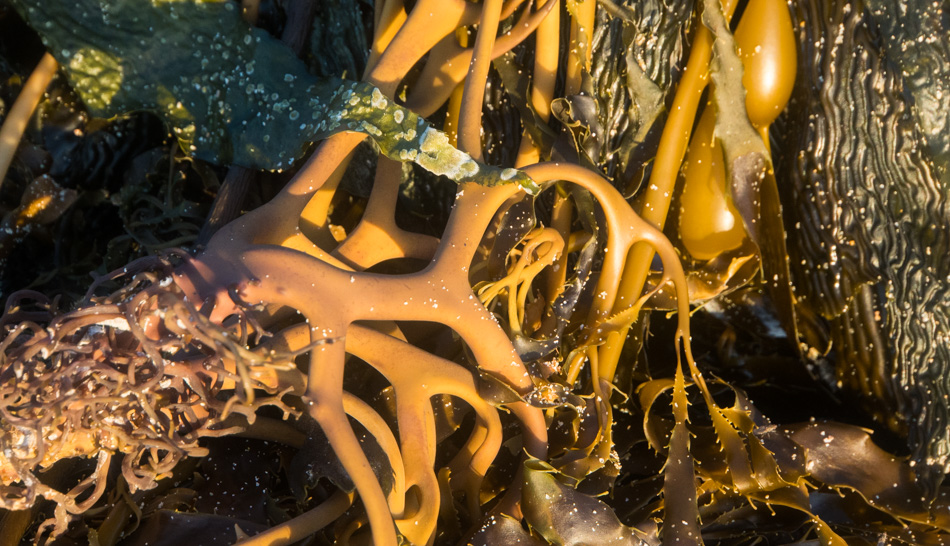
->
9, 0, 539, 192
774, 0, 950, 496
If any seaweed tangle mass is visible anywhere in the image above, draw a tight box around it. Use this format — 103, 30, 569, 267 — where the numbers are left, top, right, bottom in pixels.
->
0, 0, 949, 544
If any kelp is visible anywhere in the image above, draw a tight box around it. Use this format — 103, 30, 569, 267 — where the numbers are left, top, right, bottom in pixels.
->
2, 0, 950, 544
579, 0, 694, 189
699, 0, 800, 343
8, 0, 540, 193
864, 0, 950, 176
521, 459, 649, 545
0, 257, 302, 530
775, 0, 950, 494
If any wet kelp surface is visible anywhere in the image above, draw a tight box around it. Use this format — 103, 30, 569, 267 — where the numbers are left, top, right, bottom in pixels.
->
0, 0, 949, 544
774, 0, 950, 498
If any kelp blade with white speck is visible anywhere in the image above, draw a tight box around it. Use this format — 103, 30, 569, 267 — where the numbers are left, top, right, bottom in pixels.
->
9, 0, 538, 193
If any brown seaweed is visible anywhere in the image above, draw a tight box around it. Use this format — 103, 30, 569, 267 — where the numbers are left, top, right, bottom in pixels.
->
2, 0, 950, 544
775, 0, 950, 494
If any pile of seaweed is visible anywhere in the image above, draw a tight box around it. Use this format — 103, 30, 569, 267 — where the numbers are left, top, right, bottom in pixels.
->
0, 0, 949, 544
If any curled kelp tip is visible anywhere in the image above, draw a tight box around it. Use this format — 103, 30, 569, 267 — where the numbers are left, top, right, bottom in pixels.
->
0, 261, 301, 529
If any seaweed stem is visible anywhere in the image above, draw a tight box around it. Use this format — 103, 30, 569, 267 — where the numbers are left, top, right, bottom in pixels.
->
0, 53, 58, 189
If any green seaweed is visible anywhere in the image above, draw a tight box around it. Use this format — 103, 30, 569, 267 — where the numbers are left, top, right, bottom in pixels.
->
9, 0, 539, 193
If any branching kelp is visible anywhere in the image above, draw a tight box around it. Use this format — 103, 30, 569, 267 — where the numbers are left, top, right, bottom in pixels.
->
0, 0, 949, 544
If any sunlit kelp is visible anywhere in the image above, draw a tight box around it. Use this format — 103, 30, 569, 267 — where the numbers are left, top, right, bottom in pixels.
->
3, 0, 950, 543
576, 0, 694, 188
775, 0, 950, 494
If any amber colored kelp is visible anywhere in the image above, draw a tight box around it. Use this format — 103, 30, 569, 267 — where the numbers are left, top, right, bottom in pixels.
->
0, 0, 949, 544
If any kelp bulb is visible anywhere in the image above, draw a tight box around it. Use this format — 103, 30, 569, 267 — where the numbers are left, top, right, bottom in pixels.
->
679, 110, 746, 261
734, 0, 797, 129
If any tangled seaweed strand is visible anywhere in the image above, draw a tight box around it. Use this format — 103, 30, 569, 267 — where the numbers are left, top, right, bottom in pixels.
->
0, 254, 301, 540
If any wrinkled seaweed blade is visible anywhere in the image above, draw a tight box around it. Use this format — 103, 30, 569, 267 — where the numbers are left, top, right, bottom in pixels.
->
308, 0, 372, 80
775, 0, 950, 494
588, 0, 694, 184
865, 0, 950, 176
597, 0, 694, 93
775, 0, 881, 319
